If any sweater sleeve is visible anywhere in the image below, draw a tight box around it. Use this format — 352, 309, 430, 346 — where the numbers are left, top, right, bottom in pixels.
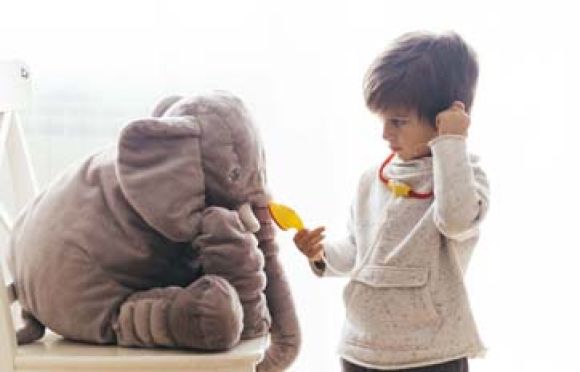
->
428, 135, 490, 241
309, 203, 357, 277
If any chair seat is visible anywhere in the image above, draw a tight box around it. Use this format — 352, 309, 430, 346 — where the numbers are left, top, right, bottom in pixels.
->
14, 332, 269, 371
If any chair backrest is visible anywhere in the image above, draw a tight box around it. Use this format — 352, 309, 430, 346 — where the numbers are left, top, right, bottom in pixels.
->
0, 110, 18, 372
0, 114, 19, 370
1, 60, 35, 372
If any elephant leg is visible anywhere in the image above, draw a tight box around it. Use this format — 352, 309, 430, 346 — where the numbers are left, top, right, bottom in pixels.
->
113, 275, 243, 350
16, 309, 46, 345
195, 206, 271, 340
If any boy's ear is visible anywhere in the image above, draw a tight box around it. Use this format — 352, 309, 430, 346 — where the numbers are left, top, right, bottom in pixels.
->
151, 95, 183, 117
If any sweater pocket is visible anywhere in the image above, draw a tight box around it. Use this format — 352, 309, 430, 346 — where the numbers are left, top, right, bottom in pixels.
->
343, 265, 441, 350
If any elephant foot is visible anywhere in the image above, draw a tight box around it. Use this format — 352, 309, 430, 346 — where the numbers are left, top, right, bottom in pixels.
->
113, 275, 243, 350
16, 310, 46, 345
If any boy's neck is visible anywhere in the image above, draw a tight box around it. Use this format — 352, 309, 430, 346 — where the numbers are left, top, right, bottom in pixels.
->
399, 150, 432, 161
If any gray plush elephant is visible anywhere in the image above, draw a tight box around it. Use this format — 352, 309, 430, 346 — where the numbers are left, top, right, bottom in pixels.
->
6, 91, 300, 371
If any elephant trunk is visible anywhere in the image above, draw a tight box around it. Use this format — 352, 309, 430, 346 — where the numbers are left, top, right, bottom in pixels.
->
253, 204, 301, 372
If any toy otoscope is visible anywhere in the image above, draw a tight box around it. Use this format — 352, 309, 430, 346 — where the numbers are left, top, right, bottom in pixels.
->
267, 202, 304, 231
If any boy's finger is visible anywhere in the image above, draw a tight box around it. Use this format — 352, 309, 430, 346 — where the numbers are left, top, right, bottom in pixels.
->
313, 243, 323, 254
294, 229, 309, 244
309, 244, 324, 260
305, 244, 319, 259
451, 101, 465, 111
312, 226, 326, 235
294, 229, 306, 239
306, 227, 325, 240
307, 230, 324, 241
306, 234, 325, 248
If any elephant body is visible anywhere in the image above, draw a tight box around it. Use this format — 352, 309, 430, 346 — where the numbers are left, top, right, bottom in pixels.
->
7, 92, 300, 371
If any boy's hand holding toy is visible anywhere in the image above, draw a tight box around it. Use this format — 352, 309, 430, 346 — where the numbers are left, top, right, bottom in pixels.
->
268, 202, 325, 262
293, 227, 325, 262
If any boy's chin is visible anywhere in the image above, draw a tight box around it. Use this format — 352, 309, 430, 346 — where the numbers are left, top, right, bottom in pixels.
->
398, 150, 432, 161
394, 149, 411, 160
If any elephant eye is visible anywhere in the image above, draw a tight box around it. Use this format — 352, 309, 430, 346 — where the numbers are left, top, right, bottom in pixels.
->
228, 167, 241, 182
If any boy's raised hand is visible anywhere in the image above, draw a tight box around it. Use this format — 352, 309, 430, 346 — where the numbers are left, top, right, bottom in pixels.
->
436, 101, 470, 136
293, 227, 325, 261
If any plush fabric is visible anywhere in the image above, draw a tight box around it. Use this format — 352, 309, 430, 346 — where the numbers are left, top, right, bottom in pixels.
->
7, 91, 300, 371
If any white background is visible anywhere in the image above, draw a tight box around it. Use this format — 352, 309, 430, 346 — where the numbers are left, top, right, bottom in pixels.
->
1, 0, 580, 371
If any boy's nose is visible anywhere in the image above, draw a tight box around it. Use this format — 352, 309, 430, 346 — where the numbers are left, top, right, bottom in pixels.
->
383, 125, 395, 141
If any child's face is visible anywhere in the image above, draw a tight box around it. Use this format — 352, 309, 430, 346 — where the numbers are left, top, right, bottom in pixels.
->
379, 107, 438, 161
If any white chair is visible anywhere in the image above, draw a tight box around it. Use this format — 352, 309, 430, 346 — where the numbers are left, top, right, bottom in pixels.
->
0, 60, 37, 237
0, 60, 267, 372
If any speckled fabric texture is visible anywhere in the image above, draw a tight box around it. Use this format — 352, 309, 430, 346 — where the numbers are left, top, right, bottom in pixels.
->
311, 135, 489, 370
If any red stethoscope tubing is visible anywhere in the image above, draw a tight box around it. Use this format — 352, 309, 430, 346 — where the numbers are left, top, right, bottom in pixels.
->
378, 153, 434, 199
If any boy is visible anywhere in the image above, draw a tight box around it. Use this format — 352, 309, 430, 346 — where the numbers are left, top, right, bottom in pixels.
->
294, 31, 489, 371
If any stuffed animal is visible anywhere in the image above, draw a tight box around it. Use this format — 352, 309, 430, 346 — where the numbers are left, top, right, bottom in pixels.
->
6, 91, 300, 371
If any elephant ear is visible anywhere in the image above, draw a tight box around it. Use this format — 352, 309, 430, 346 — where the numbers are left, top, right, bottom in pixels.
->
116, 116, 205, 242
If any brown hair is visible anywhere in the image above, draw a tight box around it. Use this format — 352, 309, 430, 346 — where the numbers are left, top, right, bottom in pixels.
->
363, 31, 479, 126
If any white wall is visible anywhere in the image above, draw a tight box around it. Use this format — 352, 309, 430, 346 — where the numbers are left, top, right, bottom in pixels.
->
1, 0, 579, 371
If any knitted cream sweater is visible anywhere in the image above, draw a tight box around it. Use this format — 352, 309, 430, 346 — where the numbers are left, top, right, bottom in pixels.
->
312, 135, 490, 369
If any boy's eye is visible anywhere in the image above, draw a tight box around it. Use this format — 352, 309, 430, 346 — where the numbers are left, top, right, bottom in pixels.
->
387, 118, 408, 128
